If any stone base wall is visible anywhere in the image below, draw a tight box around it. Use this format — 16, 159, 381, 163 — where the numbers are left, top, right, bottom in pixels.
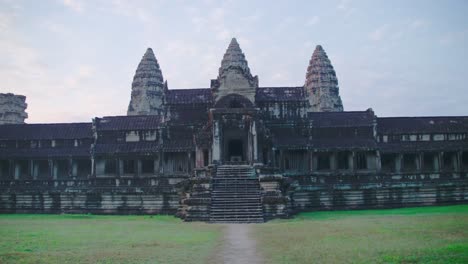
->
0, 177, 186, 214
288, 172, 468, 214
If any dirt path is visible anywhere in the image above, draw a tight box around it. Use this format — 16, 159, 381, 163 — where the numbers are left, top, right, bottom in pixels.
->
218, 224, 264, 264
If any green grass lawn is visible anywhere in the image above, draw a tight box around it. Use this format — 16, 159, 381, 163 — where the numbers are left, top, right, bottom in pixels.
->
0, 214, 222, 264
254, 205, 468, 264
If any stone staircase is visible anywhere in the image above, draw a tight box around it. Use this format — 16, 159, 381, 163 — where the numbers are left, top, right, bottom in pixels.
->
210, 165, 264, 223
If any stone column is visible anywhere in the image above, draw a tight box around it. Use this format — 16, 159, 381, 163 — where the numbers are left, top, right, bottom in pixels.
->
279, 150, 284, 170
137, 159, 143, 177
30, 160, 34, 180
187, 151, 192, 172
8, 159, 14, 180
417, 153, 423, 172
349, 151, 355, 171
457, 151, 463, 171
395, 154, 403, 173
212, 120, 221, 163
68, 158, 73, 179
330, 152, 337, 171
115, 158, 121, 178
307, 151, 312, 172
14, 161, 19, 180
153, 156, 158, 176
272, 148, 277, 168
47, 159, 55, 179
91, 157, 96, 179
434, 153, 440, 172
376, 151, 382, 171
252, 120, 258, 163
438, 152, 444, 172
159, 152, 164, 174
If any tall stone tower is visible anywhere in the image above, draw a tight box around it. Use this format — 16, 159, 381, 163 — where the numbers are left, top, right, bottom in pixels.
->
0, 93, 28, 124
305, 45, 343, 112
127, 48, 165, 116
211, 38, 258, 104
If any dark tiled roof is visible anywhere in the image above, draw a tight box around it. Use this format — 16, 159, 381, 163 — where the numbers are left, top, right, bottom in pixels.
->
163, 139, 194, 151
307, 110, 375, 127
377, 116, 468, 134
0, 123, 92, 140
379, 141, 468, 153
96, 115, 163, 131
0, 147, 90, 158
273, 137, 377, 150
166, 89, 213, 105
256, 87, 306, 102
94, 142, 161, 155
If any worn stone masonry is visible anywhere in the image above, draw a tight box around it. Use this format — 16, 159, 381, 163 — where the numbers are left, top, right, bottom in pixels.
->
0, 38, 467, 222
0, 93, 28, 124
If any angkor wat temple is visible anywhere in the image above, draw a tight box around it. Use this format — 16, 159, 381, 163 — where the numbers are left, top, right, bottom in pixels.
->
0, 38, 467, 222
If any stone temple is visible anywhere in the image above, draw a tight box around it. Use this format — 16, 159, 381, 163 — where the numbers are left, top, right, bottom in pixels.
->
0, 38, 467, 223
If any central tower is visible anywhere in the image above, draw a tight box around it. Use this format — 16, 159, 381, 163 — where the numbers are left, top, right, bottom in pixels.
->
211, 38, 258, 106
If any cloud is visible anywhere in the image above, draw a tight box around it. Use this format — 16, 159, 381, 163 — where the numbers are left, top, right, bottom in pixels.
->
409, 19, 427, 29
60, 0, 84, 13
306, 16, 320, 26
106, 0, 152, 22
369, 25, 389, 41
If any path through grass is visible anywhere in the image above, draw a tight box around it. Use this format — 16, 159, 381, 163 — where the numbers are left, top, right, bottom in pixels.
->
0, 214, 222, 264
254, 205, 468, 264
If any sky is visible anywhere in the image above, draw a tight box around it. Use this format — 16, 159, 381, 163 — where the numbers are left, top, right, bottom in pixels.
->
1, 0, 467, 123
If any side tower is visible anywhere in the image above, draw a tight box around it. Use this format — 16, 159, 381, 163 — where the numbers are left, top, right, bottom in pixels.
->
211, 38, 258, 105
127, 48, 166, 116
305, 45, 343, 112
0, 93, 28, 124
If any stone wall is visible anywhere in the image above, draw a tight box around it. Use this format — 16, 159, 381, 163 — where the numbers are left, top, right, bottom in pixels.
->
287, 172, 468, 213
0, 177, 184, 214
0, 93, 28, 124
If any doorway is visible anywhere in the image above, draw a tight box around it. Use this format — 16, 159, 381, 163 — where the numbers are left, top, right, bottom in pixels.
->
227, 139, 244, 162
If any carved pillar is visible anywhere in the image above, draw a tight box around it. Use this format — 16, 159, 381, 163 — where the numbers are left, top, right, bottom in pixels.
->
68, 158, 73, 179
457, 151, 463, 171
47, 159, 55, 180
212, 120, 221, 163
91, 157, 96, 179
272, 148, 277, 168
376, 151, 382, 171
137, 159, 142, 177
307, 150, 312, 172
252, 120, 258, 164
14, 161, 19, 180
438, 152, 444, 172
349, 151, 355, 171
434, 153, 440, 172
312, 151, 318, 171
115, 158, 121, 178
8, 159, 14, 180
153, 155, 158, 176
279, 149, 284, 170
187, 151, 192, 172
30, 160, 35, 180
330, 152, 337, 171
417, 153, 423, 172
395, 154, 403, 173
159, 151, 164, 174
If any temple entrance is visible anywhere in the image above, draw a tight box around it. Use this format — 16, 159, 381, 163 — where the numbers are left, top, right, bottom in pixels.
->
227, 139, 244, 162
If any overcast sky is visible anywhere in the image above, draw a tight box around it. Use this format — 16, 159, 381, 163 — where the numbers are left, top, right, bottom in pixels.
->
1, 0, 467, 123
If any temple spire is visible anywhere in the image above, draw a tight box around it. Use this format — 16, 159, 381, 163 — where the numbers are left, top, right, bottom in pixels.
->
127, 48, 165, 116
218, 38, 251, 77
305, 45, 343, 112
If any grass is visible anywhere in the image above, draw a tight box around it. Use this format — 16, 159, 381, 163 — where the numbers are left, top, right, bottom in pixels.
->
0, 214, 222, 264
254, 205, 468, 264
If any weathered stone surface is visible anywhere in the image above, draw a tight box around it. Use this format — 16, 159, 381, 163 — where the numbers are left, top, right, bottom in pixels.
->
0, 93, 28, 124
212, 38, 258, 104
127, 48, 165, 116
305, 45, 344, 112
